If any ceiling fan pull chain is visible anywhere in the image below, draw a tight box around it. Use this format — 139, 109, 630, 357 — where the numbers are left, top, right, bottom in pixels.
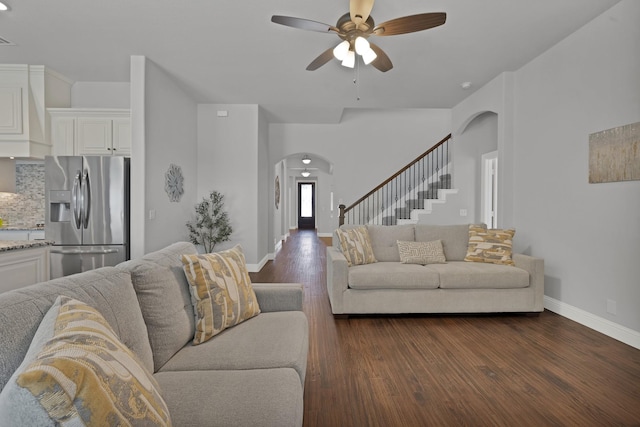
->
354, 58, 361, 101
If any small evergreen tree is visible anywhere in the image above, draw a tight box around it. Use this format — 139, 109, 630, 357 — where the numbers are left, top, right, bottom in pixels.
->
186, 191, 232, 253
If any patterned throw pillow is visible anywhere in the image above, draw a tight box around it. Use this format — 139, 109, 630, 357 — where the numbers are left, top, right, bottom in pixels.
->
336, 226, 377, 267
397, 240, 447, 265
182, 245, 261, 345
0, 296, 171, 427
464, 225, 516, 266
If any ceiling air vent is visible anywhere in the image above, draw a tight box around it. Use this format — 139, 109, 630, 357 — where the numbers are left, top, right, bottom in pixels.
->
0, 36, 15, 45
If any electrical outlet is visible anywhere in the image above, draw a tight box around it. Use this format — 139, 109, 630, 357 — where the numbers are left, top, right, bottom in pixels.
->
606, 299, 617, 315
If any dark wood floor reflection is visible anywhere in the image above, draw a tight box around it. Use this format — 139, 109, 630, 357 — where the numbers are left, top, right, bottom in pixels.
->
250, 230, 640, 427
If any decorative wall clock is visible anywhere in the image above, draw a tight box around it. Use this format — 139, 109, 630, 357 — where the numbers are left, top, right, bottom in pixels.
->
165, 163, 184, 202
275, 175, 281, 209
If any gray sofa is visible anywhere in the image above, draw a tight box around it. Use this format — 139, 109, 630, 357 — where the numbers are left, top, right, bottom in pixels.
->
0, 242, 308, 427
327, 224, 544, 315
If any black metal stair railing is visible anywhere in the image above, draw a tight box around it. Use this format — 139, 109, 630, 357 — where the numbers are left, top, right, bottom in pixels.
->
339, 134, 452, 226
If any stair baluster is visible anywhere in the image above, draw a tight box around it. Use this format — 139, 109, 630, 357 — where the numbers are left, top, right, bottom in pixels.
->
339, 134, 452, 226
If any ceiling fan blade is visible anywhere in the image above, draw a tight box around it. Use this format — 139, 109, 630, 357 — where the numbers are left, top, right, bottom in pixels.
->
373, 12, 446, 36
369, 43, 393, 72
306, 48, 336, 71
350, 0, 375, 25
271, 15, 338, 33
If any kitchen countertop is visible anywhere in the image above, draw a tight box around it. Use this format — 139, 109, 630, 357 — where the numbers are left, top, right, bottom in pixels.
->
0, 241, 54, 253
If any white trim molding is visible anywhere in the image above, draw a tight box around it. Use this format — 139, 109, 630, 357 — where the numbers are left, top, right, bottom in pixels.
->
544, 296, 640, 350
246, 253, 269, 273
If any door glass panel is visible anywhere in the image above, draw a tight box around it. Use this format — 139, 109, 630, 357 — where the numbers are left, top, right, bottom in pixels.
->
301, 184, 313, 217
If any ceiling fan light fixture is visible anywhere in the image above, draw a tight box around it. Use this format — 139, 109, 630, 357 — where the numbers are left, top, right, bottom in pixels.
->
0, 2, 8, 11
354, 37, 370, 55
342, 50, 355, 68
333, 40, 350, 61
361, 47, 377, 65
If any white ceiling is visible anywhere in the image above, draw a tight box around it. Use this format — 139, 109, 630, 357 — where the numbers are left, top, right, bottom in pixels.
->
0, 0, 620, 123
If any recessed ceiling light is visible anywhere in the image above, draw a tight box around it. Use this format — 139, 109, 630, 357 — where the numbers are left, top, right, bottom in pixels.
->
0, 2, 9, 11
461, 81, 472, 90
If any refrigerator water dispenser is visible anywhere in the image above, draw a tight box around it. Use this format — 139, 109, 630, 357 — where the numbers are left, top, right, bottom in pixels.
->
49, 190, 71, 222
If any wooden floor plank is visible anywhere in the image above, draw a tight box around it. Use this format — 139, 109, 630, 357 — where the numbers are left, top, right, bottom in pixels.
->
250, 230, 640, 426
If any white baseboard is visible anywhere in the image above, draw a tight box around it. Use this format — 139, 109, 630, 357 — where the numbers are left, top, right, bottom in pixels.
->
317, 232, 332, 238
246, 254, 269, 273
544, 296, 640, 350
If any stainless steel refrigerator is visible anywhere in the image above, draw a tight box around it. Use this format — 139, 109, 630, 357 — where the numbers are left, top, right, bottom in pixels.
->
45, 156, 130, 279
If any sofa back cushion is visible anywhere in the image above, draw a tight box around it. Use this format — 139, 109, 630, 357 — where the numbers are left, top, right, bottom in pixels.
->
118, 241, 198, 372
0, 296, 171, 427
415, 224, 472, 261
0, 267, 153, 392
366, 225, 415, 262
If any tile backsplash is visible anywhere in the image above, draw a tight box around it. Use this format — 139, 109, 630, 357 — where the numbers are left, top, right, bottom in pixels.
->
0, 162, 45, 228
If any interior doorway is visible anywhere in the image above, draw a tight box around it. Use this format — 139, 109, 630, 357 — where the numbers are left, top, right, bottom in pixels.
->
298, 182, 315, 229
481, 151, 498, 228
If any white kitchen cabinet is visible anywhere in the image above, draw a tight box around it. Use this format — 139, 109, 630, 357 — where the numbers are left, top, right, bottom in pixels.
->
48, 109, 131, 156
0, 65, 72, 158
0, 246, 50, 293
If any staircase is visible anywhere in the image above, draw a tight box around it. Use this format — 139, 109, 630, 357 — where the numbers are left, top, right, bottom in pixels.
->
339, 134, 457, 226
394, 175, 457, 225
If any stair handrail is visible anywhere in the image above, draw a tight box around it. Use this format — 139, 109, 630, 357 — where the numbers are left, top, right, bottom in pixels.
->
339, 133, 452, 226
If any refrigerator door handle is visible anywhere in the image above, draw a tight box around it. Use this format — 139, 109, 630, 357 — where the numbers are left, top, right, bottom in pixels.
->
50, 248, 120, 255
82, 170, 91, 229
72, 171, 82, 229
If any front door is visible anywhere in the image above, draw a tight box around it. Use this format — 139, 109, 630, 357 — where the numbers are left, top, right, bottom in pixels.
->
298, 182, 315, 229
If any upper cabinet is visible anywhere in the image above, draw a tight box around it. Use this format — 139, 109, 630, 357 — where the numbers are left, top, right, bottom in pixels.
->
48, 109, 131, 156
0, 65, 72, 158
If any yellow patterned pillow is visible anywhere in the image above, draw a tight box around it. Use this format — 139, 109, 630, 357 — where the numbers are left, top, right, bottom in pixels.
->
13, 296, 172, 426
336, 226, 377, 267
182, 245, 261, 345
464, 225, 516, 266
397, 240, 447, 265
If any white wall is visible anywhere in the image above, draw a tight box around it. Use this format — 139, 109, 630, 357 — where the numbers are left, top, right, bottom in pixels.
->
130, 56, 198, 256
270, 108, 452, 233
197, 104, 267, 270
71, 82, 130, 108
452, 0, 640, 344
513, 0, 640, 334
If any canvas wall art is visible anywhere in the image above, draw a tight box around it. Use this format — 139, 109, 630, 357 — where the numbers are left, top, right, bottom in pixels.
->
589, 121, 640, 183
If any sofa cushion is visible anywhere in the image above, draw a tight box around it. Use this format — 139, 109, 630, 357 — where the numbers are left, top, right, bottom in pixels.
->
367, 224, 415, 262
427, 262, 529, 289
336, 226, 377, 266
397, 240, 446, 265
182, 245, 261, 345
349, 262, 440, 290
465, 226, 516, 266
0, 296, 170, 427
158, 311, 308, 384
415, 224, 473, 261
0, 267, 153, 391
126, 261, 196, 372
155, 368, 303, 427
118, 241, 197, 372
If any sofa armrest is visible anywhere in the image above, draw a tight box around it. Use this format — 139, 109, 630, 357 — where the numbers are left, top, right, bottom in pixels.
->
327, 246, 349, 314
252, 283, 303, 312
513, 253, 545, 311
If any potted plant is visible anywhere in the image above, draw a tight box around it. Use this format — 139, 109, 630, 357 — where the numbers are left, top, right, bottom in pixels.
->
186, 191, 232, 253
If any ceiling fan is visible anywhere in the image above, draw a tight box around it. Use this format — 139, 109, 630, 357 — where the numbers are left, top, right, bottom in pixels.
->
271, 0, 446, 72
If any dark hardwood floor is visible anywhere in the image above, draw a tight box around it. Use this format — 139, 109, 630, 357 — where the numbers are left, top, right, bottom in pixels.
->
250, 230, 640, 427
